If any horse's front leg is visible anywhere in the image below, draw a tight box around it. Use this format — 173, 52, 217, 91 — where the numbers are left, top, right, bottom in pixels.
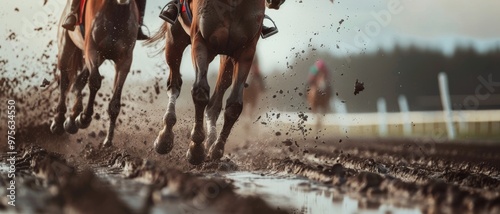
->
204, 56, 233, 151
102, 57, 132, 147
51, 32, 78, 135
208, 47, 256, 161
64, 64, 89, 134
75, 50, 103, 130
187, 34, 216, 165
154, 22, 190, 154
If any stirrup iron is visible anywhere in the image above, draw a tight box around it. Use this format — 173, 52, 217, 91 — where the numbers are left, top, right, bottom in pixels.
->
261, 15, 279, 39
159, 1, 181, 24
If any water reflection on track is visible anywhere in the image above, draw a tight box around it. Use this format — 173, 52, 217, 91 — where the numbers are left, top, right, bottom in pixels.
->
224, 172, 421, 214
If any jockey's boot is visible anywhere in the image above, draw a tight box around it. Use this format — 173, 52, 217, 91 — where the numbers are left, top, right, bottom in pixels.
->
62, 0, 80, 31
261, 15, 278, 39
160, 0, 181, 24
136, 0, 149, 40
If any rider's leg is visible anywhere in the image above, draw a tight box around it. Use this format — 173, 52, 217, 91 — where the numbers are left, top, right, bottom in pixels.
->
136, 0, 149, 40
160, 0, 181, 24
62, 0, 81, 31
261, 15, 278, 39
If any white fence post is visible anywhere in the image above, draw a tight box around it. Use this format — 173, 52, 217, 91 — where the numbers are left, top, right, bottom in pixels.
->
377, 98, 388, 137
398, 95, 412, 136
333, 98, 349, 133
438, 72, 456, 139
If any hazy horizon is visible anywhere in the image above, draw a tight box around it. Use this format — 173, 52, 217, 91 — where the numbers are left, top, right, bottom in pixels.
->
2, 0, 500, 80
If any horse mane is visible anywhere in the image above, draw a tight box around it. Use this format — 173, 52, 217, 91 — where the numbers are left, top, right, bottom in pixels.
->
143, 22, 169, 55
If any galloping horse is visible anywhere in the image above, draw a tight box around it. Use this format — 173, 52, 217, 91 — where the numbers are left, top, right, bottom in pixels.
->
50, 0, 140, 147
307, 59, 332, 130
147, 0, 285, 165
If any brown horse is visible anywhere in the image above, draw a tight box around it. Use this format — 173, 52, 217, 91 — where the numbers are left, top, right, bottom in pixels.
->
50, 0, 140, 147
147, 0, 285, 165
307, 59, 332, 129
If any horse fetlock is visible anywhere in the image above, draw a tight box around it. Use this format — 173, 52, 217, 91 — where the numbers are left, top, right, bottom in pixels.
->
204, 130, 217, 150
190, 124, 206, 144
187, 141, 205, 165
192, 86, 210, 104
224, 103, 243, 121
63, 117, 79, 134
164, 112, 177, 127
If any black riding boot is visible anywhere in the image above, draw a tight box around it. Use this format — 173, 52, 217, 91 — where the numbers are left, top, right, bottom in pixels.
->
136, 0, 149, 40
261, 15, 278, 39
160, 0, 181, 24
62, 0, 81, 31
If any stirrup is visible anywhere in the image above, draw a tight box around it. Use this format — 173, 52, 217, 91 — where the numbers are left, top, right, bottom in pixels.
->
159, 1, 181, 24
261, 15, 278, 39
137, 24, 150, 40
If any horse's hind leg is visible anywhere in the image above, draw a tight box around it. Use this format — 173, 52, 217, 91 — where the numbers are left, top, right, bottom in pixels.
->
51, 33, 78, 135
154, 22, 190, 154
102, 58, 132, 147
204, 56, 233, 150
64, 61, 89, 134
207, 48, 256, 161
187, 34, 216, 165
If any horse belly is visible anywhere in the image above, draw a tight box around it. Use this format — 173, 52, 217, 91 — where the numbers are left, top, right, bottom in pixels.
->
198, 2, 263, 54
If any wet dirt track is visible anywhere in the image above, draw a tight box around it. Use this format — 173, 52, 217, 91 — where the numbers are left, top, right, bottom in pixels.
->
0, 75, 500, 213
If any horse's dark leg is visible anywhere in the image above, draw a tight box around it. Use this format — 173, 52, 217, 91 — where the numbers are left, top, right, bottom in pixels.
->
102, 58, 132, 147
64, 63, 89, 134
187, 34, 216, 165
207, 48, 256, 161
154, 22, 190, 154
51, 32, 78, 135
76, 50, 103, 130
204, 56, 233, 150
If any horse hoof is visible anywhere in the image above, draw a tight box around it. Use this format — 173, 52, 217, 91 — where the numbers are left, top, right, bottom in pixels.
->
186, 142, 205, 165
75, 114, 92, 129
63, 118, 79, 134
207, 143, 224, 161
50, 120, 65, 135
154, 130, 174, 154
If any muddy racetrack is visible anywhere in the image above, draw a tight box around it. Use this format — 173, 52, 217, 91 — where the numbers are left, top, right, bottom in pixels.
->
0, 74, 499, 214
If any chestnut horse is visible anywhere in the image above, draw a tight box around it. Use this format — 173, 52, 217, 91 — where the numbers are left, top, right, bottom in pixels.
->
50, 0, 139, 147
307, 59, 332, 130
147, 0, 284, 165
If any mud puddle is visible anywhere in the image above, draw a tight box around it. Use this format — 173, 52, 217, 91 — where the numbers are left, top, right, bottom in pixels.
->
221, 172, 420, 214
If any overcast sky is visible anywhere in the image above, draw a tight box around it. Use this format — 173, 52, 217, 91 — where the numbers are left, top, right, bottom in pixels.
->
2, 0, 500, 79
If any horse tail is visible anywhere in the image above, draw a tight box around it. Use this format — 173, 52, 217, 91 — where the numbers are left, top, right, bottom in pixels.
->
143, 22, 169, 55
